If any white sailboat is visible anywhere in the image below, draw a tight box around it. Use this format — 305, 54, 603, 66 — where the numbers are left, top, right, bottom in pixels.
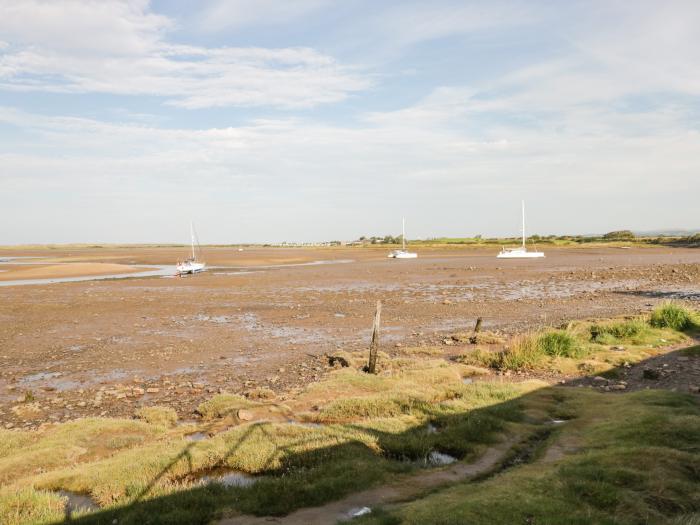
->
388, 217, 418, 259
176, 222, 206, 275
497, 201, 544, 259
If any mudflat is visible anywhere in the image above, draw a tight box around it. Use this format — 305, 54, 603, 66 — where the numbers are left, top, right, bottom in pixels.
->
1, 244, 699, 428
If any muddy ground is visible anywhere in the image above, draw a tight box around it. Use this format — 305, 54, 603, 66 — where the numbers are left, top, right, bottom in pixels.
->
1, 245, 699, 429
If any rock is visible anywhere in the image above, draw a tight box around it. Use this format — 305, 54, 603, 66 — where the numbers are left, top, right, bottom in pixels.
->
642, 368, 661, 380
610, 384, 627, 390
592, 376, 607, 383
689, 385, 700, 394
146, 388, 160, 394
442, 338, 454, 346
237, 409, 253, 421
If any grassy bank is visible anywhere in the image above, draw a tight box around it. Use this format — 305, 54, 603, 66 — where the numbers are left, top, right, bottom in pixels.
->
0, 358, 539, 525
459, 302, 698, 375
356, 387, 700, 525
1, 304, 698, 525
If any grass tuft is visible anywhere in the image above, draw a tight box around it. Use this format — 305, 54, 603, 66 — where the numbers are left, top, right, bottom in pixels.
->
650, 302, 697, 331
135, 406, 178, 427
196, 394, 254, 420
537, 330, 584, 358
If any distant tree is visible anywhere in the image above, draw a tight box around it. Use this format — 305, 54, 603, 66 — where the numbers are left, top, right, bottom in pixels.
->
603, 230, 635, 240
474, 234, 482, 240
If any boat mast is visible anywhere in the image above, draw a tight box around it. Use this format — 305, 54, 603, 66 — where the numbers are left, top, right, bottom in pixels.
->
521, 200, 526, 249
402, 217, 406, 251
190, 221, 195, 260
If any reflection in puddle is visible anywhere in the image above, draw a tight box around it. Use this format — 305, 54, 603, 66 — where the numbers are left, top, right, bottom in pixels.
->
427, 451, 458, 466
198, 469, 257, 488
57, 490, 99, 515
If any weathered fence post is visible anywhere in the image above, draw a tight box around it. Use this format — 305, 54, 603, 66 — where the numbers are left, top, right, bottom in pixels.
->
474, 317, 483, 334
367, 300, 382, 374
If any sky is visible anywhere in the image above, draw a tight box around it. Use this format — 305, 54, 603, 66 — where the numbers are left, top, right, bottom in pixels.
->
1, 0, 699, 244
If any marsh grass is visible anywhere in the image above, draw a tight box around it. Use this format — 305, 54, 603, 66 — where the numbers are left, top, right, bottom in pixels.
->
464, 310, 696, 373
0, 358, 536, 524
356, 388, 700, 525
135, 406, 178, 427
651, 302, 698, 331
196, 394, 255, 420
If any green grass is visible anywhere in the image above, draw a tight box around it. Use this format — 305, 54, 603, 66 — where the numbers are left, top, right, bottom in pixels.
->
590, 318, 650, 344
462, 310, 696, 374
651, 302, 698, 331
0, 358, 537, 524
537, 330, 584, 358
355, 388, 700, 525
135, 406, 178, 427
195, 393, 254, 420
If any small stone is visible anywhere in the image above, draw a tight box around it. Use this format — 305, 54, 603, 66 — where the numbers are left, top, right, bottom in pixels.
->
592, 376, 607, 383
442, 338, 454, 346
689, 385, 700, 394
146, 388, 160, 394
642, 368, 661, 380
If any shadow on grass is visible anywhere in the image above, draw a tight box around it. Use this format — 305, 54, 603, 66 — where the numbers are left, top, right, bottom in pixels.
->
53, 347, 700, 525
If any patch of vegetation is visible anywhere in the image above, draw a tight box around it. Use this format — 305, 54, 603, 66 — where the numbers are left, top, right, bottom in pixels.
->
0, 358, 539, 524
356, 388, 700, 525
590, 317, 650, 344
135, 406, 178, 427
196, 394, 254, 420
650, 302, 697, 331
680, 345, 700, 357
537, 330, 583, 358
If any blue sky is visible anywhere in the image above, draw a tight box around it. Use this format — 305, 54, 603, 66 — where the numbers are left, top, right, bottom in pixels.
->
1, 0, 698, 244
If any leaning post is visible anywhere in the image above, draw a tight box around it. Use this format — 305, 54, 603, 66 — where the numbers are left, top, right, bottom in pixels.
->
367, 300, 382, 374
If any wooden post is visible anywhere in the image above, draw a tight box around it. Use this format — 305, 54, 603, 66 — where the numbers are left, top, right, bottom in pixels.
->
367, 300, 382, 374
474, 317, 483, 334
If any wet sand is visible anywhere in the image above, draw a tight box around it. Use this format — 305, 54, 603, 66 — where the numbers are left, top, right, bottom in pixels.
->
0, 262, 143, 282
1, 245, 699, 428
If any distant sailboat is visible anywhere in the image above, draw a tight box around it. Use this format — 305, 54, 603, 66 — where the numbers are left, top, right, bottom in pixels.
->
176, 222, 206, 274
388, 217, 418, 259
497, 201, 544, 259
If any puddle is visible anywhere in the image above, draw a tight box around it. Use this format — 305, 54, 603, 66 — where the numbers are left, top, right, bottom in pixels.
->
57, 490, 99, 515
185, 432, 209, 442
347, 506, 372, 518
198, 469, 257, 488
427, 451, 458, 466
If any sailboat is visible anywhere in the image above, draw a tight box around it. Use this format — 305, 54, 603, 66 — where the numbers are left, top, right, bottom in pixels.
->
176, 222, 206, 274
497, 201, 545, 259
388, 217, 418, 259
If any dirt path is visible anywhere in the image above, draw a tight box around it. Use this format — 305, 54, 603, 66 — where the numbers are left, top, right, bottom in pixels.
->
219, 438, 517, 525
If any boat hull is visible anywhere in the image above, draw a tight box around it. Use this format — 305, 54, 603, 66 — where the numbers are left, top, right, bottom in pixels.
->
176, 262, 206, 274
497, 249, 544, 259
388, 250, 418, 259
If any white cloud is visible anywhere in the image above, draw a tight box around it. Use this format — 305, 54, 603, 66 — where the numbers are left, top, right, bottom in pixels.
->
0, 0, 369, 108
197, 0, 331, 32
